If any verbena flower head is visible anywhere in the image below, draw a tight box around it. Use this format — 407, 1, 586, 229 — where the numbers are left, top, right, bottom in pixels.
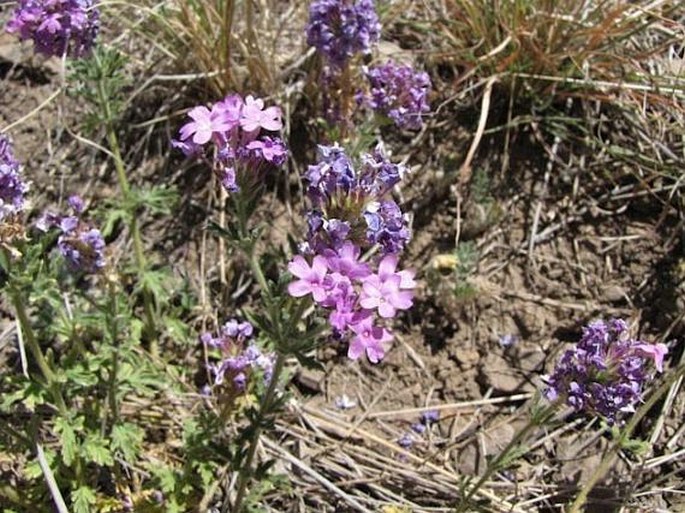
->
0, 135, 29, 225
173, 93, 287, 193
304, 144, 410, 255
362, 60, 431, 130
545, 319, 668, 424
306, 0, 381, 68
411, 409, 439, 433
201, 320, 275, 394
36, 195, 105, 273
6, 0, 100, 58
287, 146, 415, 364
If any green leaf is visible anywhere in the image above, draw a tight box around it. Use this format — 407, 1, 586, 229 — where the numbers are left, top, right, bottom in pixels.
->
111, 423, 143, 463
620, 436, 650, 456
131, 185, 178, 216
54, 418, 78, 467
100, 205, 130, 238
196, 461, 217, 488
163, 315, 191, 345
167, 498, 184, 513
24, 449, 56, 480
82, 433, 113, 466
136, 268, 176, 305
64, 363, 99, 388
0, 381, 46, 412
152, 465, 178, 494
72, 486, 97, 513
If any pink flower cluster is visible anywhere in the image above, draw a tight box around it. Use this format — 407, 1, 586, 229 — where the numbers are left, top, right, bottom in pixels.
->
173, 94, 287, 192
288, 242, 415, 363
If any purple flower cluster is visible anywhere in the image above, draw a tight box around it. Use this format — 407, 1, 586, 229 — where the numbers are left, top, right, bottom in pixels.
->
201, 319, 275, 392
173, 94, 287, 193
287, 145, 414, 363
362, 61, 431, 130
0, 135, 29, 224
306, 0, 381, 68
37, 195, 106, 273
304, 144, 410, 255
545, 319, 668, 424
6, 0, 100, 58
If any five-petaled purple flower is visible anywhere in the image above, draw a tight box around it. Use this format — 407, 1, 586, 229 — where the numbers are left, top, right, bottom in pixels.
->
6, 0, 100, 58
287, 145, 415, 364
173, 93, 287, 193
360, 259, 414, 318
348, 312, 392, 363
288, 255, 330, 303
545, 319, 669, 424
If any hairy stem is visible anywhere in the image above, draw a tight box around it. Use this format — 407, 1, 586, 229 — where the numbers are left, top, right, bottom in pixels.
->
95, 56, 157, 346
9, 287, 68, 416
223, 203, 283, 512
105, 281, 121, 430
229, 351, 286, 513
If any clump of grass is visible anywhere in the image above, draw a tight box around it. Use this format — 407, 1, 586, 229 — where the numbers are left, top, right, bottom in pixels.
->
142, 0, 307, 96
428, 0, 683, 101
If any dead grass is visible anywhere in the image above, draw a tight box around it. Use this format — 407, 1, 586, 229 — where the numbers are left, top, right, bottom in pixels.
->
125, 0, 308, 97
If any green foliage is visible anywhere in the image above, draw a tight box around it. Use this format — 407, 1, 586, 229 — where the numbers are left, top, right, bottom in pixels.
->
69, 45, 129, 130
72, 486, 97, 513
452, 242, 479, 298
0, 235, 181, 511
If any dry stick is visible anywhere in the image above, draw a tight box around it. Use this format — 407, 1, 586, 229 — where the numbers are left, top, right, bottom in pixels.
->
649, 338, 685, 445
455, 76, 497, 246
455, 76, 497, 247
262, 437, 374, 513
528, 127, 559, 259
283, 417, 560, 510
300, 406, 525, 513
0, 88, 62, 133
367, 393, 533, 419
458, 75, 496, 185
36, 442, 70, 513
510, 72, 685, 97
645, 447, 685, 469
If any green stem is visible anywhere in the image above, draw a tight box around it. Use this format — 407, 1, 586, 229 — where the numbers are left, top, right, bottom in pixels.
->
223, 215, 283, 512
229, 351, 287, 513
455, 403, 557, 512
567, 365, 685, 513
95, 60, 157, 346
105, 281, 121, 430
248, 248, 270, 302
9, 288, 68, 417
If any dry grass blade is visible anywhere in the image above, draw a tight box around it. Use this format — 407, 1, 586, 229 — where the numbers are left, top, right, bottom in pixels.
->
136, 0, 307, 97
